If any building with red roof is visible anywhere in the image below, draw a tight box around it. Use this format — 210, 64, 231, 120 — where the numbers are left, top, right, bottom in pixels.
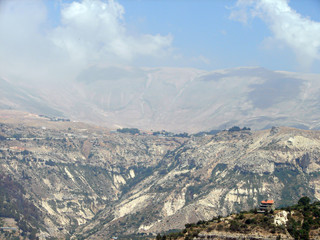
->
258, 199, 275, 213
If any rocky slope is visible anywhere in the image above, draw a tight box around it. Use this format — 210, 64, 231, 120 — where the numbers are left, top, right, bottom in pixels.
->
1, 113, 320, 239
0, 112, 185, 239
76, 126, 320, 239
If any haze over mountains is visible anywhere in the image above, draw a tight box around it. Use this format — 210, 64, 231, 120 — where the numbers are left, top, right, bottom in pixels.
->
1, 66, 320, 132
1, 0, 320, 239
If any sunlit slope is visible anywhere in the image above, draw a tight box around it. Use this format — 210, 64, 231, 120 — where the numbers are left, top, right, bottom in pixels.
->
1, 117, 320, 238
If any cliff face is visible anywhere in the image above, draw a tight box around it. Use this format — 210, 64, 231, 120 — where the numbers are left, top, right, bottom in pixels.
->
86, 127, 320, 238
0, 116, 183, 239
1, 115, 320, 239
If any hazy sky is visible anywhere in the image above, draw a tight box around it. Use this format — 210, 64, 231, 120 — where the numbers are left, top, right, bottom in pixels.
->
0, 0, 319, 84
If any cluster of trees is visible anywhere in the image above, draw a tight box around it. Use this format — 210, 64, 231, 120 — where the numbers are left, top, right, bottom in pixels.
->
159, 196, 320, 240
153, 131, 190, 138
285, 196, 320, 240
193, 129, 221, 137
228, 126, 251, 132
174, 132, 190, 138
116, 128, 140, 135
152, 130, 173, 137
12, 133, 22, 140
116, 128, 191, 138
116, 126, 252, 138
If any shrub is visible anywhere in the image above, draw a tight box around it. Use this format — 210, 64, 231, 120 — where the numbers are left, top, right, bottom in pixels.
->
245, 218, 256, 225
229, 220, 241, 232
217, 224, 224, 231
206, 227, 214, 232
197, 220, 205, 225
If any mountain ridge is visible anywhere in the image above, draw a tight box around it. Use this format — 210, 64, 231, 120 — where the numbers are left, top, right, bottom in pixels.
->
2, 66, 320, 132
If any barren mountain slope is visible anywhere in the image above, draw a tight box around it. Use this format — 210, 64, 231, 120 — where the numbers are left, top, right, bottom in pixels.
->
0, 115, 184, 239
76, 126, 320, 238
2, 67, 320, 132
1, 115, 320, 239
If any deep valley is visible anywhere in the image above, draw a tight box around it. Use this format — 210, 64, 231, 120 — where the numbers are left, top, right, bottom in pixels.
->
0, 112, 320, 239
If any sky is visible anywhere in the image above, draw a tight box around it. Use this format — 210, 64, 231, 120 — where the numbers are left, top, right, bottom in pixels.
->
0, 0, 319, 85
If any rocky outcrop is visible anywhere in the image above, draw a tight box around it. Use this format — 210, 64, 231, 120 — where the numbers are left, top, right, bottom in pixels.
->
1, 116, 320, 239
79, 127, 320, 238
274, 211, 288, 226
0, 118, 183, 239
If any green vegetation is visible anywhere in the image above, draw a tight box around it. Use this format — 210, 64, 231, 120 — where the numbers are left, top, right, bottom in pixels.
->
12, 133, 22, 139
117, 128, 140, 135
152, 130, 174, 137
281, 196, 320, 240
152, 130, 190, 138
193, 129, 220, 137
161, 197, 320, 240
228, 126, 251, 132
173, 132, 190, 138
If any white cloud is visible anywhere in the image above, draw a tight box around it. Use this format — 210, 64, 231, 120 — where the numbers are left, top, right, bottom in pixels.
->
230, 0, 320, 70
228, 0, 256, 24
50, 0, 172, 64
0, 0, 52, 81
0, 0, 173, 83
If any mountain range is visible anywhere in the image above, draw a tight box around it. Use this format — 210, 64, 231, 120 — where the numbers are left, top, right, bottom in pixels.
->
1, 66, 320, 132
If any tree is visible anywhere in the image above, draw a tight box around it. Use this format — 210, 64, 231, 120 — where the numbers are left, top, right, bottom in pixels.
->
156, 233, 161, 240
298, 196, 310, 206
228, 126, 241, 132
117, 128, 140, 135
